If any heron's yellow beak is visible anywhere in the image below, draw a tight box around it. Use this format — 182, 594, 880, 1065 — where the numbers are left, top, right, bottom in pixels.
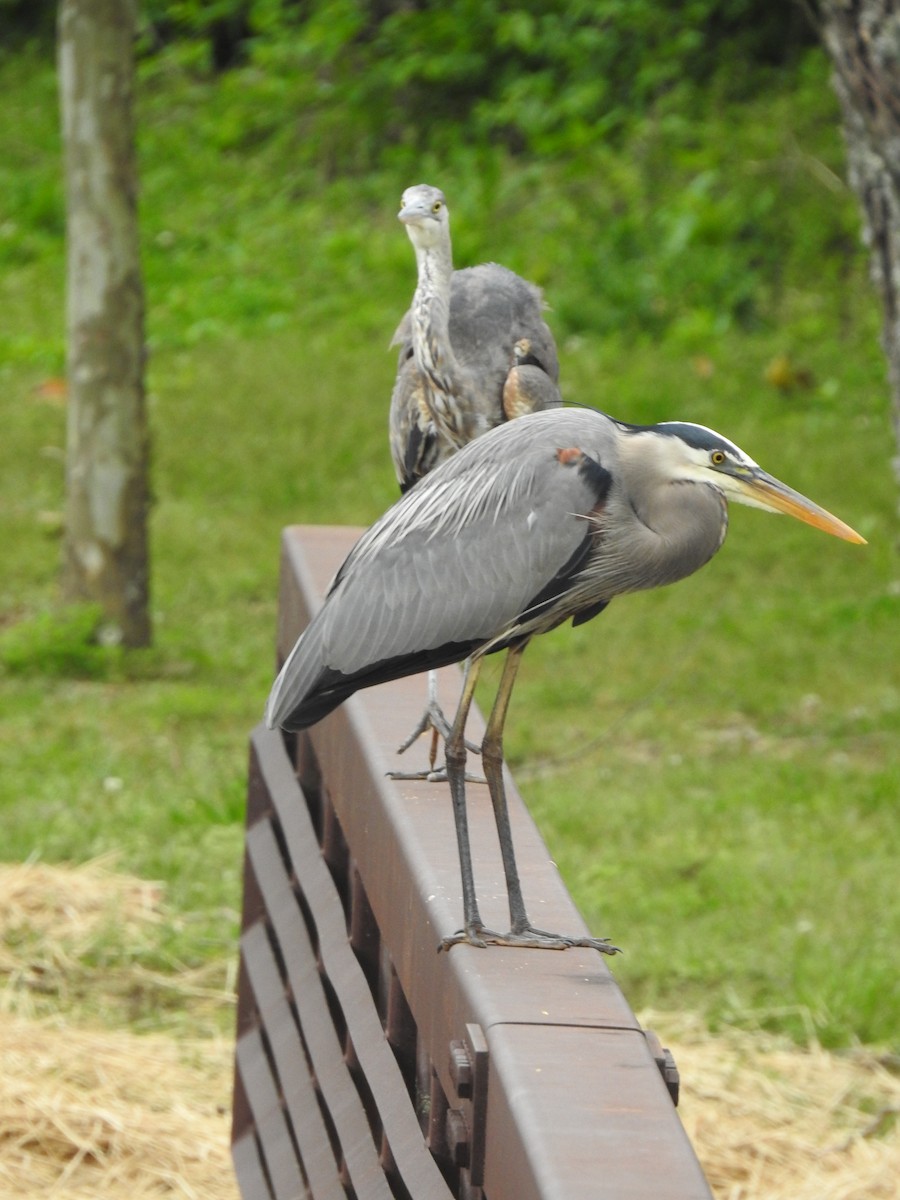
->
732, 469, 867, 544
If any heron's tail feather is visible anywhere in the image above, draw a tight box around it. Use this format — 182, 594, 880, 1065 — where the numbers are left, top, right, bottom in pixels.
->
265, 619, 484, 733
264, 622, 336, 732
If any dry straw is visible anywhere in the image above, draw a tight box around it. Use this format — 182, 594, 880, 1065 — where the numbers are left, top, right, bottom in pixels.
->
0, 855, 164, 997
0, 1015, 237, 1199
656, 1013, 900, 1199
0, 858, 237, 1198
1, 859, 897, 1198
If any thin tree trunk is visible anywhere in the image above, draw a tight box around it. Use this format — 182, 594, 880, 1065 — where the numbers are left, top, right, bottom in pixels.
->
58, 0, 151, 646
818, 1, 900, 502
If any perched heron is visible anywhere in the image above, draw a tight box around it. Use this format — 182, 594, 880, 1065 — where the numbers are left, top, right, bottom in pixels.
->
266, 407, 865, 952
389, 184, 563, 768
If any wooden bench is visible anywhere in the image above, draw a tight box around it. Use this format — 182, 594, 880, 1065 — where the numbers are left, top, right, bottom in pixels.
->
231, 525, 713, 1200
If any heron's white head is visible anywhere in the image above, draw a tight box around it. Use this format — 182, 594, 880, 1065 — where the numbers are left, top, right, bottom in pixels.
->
638, 421, 866, 544
398, 184, 450, 251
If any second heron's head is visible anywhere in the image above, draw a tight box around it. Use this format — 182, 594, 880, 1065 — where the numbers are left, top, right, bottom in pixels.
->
398, 183, 450, 250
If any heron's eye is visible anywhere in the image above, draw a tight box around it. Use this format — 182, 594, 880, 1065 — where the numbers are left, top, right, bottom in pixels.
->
710, 449, 727, 466
432, 201, 442, 213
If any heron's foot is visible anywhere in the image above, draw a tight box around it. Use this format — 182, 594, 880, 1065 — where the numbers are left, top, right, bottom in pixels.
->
390, 702, 484, 781
510, 922, 622, 955
440, 921, 621, 954
387, 765, 486, 784
395, 704, 481, 758
395, 700, 452, 754
439, 922, 494, 952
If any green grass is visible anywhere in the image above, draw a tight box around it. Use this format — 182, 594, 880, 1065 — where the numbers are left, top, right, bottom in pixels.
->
1, 47, 897, 1049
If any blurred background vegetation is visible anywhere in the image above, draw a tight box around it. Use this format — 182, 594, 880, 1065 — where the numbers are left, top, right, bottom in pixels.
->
1, 1, 897, 1050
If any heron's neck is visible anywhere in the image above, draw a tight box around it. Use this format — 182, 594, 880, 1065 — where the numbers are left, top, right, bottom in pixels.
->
411, 239, 455, 380
610, 433, 729, 590
410, 238, 482, 446
638, 481, 728, 585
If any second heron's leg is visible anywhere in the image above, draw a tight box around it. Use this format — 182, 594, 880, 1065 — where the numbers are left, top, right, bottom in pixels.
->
390, 662, 483, 781
394, 668, 444, 755
480, 642, 621, 955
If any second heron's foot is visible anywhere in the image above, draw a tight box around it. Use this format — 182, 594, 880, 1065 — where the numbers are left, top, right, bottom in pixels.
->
396, 697, 455, 754
395, 704, 481, 759
441, 921, 621, 954
390, 705, 485, 781
439, 921, 496, 952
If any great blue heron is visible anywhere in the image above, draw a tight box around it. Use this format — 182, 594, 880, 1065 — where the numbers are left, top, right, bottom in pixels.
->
389, 184, 563, 768
389, 183, 562, 491
266, 407, 865, 952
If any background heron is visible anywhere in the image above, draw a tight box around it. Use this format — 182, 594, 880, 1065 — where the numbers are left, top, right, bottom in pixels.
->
266, 407, 865, 952
389, 183, 562, 491
389, 183, 563, 767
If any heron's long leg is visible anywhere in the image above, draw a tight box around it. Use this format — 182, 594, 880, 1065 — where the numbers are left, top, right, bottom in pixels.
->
478, 642, 621, 955
442, 656, 486, 944
438, 645, 619, 954
479, 641, 529, 927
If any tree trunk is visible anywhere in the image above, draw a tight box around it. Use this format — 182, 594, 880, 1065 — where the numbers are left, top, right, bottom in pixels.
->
818, 0, 900, 502
58, 0, 151, 646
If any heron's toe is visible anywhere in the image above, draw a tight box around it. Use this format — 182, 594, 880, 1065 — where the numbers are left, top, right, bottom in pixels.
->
498, 924, 622, 954
439, 925, 491, 952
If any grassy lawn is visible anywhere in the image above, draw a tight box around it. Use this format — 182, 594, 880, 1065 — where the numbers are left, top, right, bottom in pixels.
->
1, 46, 897, 1050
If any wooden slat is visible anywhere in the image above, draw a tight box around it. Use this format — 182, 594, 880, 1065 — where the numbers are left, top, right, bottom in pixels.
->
235, 1028, 308, 1199
251, 727, 456, 1200
246, 819, 393, 1200
484, 1025, 711, 1200
240, 921, 345, 1200
232, 1131, 274, 1200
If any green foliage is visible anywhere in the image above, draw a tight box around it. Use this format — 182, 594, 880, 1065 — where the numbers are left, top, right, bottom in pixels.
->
349, 0, 808, 156
131, 0, 816, 166
136, 44, 861, 344
1, 28, 857, 351
0, 59, 62, 272
0, 605, 120, 678
0, 0, 56, 47
0, 0, 820, 159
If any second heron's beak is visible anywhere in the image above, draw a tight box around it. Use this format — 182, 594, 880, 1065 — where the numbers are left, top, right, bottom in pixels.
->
726, 466, 867, 544
398, 196, 433, 225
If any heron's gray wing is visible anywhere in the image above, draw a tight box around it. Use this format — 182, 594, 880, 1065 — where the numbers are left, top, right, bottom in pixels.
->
266, 409, 616, 731
448, 265, 560, 390
389, 264, 560, 477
